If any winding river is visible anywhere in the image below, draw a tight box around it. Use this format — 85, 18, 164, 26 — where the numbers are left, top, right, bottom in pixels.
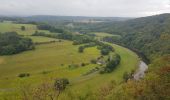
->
134, 61, 148, 80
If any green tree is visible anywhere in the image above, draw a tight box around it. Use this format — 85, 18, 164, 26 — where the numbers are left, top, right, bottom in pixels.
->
78, 46, 84, 53
21, 26, 26, 31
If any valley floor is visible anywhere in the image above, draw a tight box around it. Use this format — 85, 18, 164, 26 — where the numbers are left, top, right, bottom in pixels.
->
0, 42, 139, 99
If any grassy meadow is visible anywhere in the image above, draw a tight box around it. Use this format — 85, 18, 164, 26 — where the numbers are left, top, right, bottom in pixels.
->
0, 21, 52, 35
0, 21, 139, 99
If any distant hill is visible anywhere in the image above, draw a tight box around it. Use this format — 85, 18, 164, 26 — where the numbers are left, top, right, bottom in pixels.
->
22, 15, 131, 23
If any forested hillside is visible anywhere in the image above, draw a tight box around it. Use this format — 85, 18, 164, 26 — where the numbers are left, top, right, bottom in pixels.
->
91, 14, 170, 60
95, 14, 170, 99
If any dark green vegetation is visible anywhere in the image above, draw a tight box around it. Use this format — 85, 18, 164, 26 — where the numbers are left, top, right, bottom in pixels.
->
54, 78, 69, 93
92, 14, 170, 61
100, 54, 121, 73
21, 26, 25, 31
86, 14, 170, 99
18, 73, 30, 78
78, 42, 113, 56
0, 32, 34, 55
32, 30, 94, 45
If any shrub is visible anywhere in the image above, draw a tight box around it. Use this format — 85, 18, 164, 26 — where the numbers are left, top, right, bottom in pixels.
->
91, 59, 97, 64
100, 54, 121, 74
101, 49, 110, 55
81, 63, 86, 66
18, 73, 30, 78
54, 78, 69, 92
21, 26, 26, 31
78, 46, 84, 53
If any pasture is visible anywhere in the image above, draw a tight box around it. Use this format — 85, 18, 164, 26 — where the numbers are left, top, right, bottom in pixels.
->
0, 22, 139, 99
0, 21, 52, 35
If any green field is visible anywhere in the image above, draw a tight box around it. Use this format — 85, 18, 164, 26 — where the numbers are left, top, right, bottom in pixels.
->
0, 22, 139, 99
27, 36, 58, 43
58, 43, 139, 99
0, 21, 52, 35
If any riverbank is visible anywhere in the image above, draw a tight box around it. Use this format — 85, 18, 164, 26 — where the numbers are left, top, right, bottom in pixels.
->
134, 61, 148, 80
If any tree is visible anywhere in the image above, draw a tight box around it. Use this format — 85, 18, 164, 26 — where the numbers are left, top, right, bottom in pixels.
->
101, 49, 110, 55
78, 46, 84, 53
21, 26, 26, 31
123, 72, 130, 82
54, 78, 69, 92
0, 32, 34, 55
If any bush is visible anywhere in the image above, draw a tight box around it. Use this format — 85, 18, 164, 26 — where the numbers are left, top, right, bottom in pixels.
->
68, 64, 79, 69
81, 63, 86, 66
91, 59, 97, 64
54, 78, 69, 92
100, 54, 121, 74
101, 49, 110, 55
21, 26, 25, 31
78, 46, 84, 53
18, 73, 30, 78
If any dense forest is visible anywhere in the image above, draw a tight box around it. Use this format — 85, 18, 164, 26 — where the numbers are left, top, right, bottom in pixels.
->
96, 14, 170, 99
0, 32, 34, 55
91, 14, 170, 60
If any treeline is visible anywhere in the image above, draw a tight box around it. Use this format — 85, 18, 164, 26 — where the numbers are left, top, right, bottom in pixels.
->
78, 41, 114, 55
0, 32, 34, 55
100, 53, 121, 73
32, 31, 94, 45
37, 24, 66, 33
92, 14, 170, 60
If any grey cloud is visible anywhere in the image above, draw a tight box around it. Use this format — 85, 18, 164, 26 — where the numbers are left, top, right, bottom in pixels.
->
0, 0, 169, 17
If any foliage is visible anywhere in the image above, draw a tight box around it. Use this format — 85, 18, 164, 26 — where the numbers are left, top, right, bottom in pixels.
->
32, 31, 94, 45
54, 78, 69, 92
18, 73, 30, 78
90, 59, 97, 64
94, 14, 170, 60
21, 26, 26, 31
101, 49, 110, 55
0, 32, 34, 55
123, 70, 134, 82
37, 23, 69, 34
113, 55, 170, 100
100, 54, 121, 73
78, 46, 84, 53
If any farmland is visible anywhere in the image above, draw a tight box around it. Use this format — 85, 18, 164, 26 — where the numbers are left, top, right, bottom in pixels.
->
0, 21, 139, 99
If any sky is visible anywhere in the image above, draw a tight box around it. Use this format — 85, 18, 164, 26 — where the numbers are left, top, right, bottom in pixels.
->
0, 0, 170, 17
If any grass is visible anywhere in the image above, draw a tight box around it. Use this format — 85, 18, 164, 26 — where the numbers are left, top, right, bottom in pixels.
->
0, 22, 139, 99
0, 41, 100, 88
89, 32, 121, 40
0, 21, 53, 35
26, 36, 58, 43
58, 43, 139, 99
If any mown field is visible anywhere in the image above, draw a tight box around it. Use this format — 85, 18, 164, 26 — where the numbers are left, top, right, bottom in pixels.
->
0, 21, 139, 99
0, 21, 52, 36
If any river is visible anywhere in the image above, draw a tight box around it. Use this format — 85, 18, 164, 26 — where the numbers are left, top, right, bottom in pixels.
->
134, 61, 148, 80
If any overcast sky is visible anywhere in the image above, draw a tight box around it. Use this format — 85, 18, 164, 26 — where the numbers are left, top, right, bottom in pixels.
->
0, 0, 170, 17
